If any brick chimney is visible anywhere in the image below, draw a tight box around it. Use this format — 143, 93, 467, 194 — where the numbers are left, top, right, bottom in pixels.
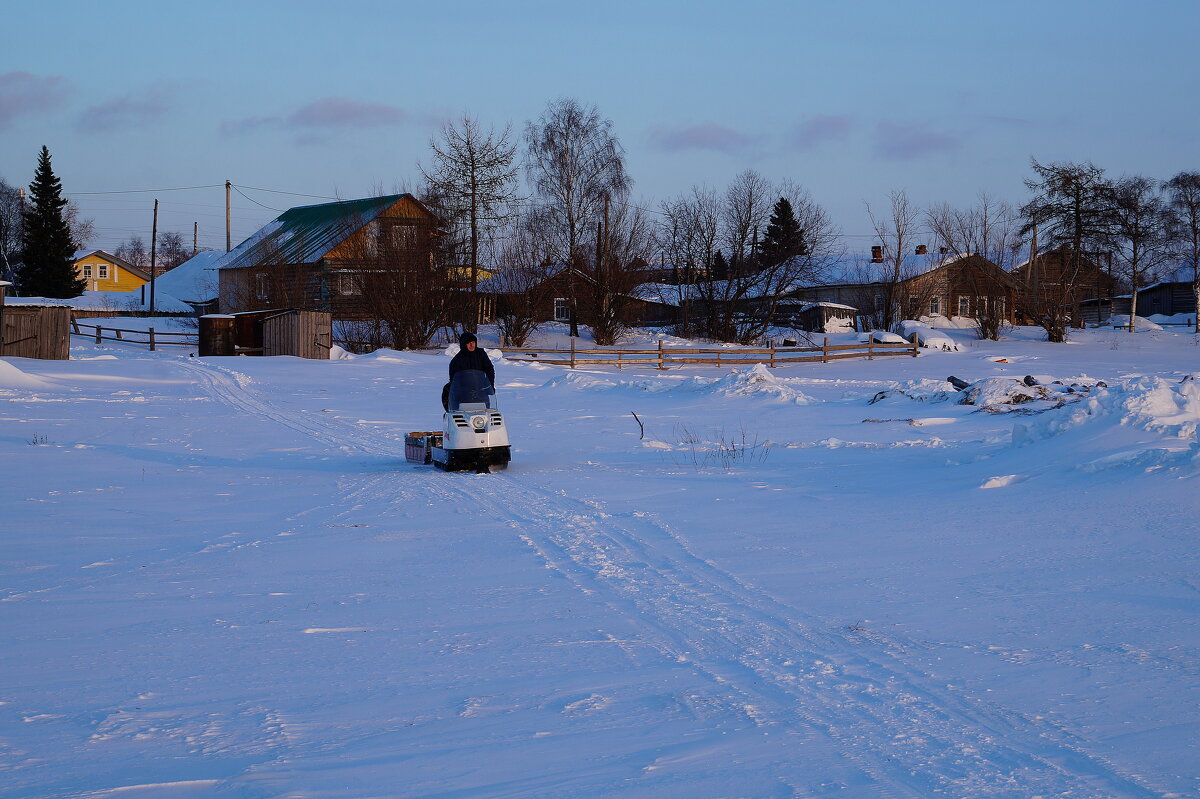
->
916, 244, 927, 255
871, 245, 883, 263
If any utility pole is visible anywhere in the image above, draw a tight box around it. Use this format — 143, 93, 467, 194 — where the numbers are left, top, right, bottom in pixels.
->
149, 199, 158, 313
225, 180, 232, 252
193, 221, 198, 255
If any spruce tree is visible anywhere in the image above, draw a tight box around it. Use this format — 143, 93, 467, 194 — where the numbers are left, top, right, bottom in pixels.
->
19, 146, 84, 298
760, 197, 807, 267
711, 250, 730, 281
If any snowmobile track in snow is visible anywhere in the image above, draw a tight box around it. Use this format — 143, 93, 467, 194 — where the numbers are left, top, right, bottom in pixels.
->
181, 358, 1164, 797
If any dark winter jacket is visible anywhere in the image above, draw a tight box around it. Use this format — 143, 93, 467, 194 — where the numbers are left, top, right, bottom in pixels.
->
448, 332, 495, 387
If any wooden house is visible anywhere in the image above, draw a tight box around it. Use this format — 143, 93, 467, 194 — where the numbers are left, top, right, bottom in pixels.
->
790, 253, 1018, 326
218, 194, 441, 317
1010, 248, 1116, 326
485, 265, 672, 328
73, 250, 150, 293
1077, 265, 1198, 325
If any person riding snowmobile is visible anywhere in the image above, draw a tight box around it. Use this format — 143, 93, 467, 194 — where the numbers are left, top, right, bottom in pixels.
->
442, 332, 494, 411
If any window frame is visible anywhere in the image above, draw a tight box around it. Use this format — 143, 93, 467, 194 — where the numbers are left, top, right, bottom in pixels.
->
553, 297, 571, 322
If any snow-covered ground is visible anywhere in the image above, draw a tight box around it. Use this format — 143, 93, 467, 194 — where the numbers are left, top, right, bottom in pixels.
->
2, 323, 1199, 798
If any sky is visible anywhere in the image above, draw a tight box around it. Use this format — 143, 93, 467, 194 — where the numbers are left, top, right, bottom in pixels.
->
1, 0, 1197, 254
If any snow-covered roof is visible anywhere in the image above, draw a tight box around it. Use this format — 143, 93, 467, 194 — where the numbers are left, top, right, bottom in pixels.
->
153, 250, 227, 302
6, 290, 192, 313
72, 249, 148, 279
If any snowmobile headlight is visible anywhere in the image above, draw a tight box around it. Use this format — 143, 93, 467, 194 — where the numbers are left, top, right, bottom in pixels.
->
470, 414, 487, 430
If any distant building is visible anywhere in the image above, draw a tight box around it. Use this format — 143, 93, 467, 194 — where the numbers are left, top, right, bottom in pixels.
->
73, 250, 150, 293
790, 252, 1018, 327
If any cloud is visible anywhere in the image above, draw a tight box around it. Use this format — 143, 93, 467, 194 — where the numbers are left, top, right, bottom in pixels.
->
221, 96, 412, 139
0, 72, 68, 130
650, 122, 756, 155
874, 121, 960, 160
287, 97, 407, 128
78, 88, 171, 132
791, 115, 854, 149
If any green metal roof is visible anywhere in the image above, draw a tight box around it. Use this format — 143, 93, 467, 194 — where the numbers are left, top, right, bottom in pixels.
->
221, 194, 425, 270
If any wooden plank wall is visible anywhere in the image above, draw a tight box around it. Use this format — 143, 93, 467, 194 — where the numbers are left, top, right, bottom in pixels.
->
262, 311, 331, 359
1, 306, 71, 360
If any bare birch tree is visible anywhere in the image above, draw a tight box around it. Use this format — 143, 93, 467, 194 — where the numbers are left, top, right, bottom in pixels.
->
1165, 171, 1200, 333
866, 190, 921, 331
1104, 175, 1172, 332
927, 193, 1023, 339
524, 98, 631, 336
421, 115, 519, 332
0, 178, 21, 282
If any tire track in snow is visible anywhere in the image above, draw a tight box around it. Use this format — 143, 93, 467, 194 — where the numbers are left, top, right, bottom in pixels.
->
425, 473, 1163, 798
178, 359, 1163, 797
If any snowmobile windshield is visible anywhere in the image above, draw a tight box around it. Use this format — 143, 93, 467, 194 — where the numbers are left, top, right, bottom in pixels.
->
448, 370, 496, 411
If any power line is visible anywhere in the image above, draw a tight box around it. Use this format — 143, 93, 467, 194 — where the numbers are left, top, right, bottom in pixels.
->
231, 185, 283, 212
232, 184, 342, 200
67, 183, 224, 196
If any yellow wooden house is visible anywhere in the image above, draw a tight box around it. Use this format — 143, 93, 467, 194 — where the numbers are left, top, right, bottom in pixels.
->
73, 249, 151, 292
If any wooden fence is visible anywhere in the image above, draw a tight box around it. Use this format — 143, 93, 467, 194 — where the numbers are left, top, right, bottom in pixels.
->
70, 319, 197, 351
504, 337, 918, 369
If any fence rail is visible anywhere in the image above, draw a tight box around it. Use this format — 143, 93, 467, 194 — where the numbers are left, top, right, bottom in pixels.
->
504, 337, 918, 369
70, 320, 197, 351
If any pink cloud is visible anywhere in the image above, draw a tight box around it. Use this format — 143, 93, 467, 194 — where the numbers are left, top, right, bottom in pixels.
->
221, 97, 411, 137
79, 88, 171, 132
874, 121, 960, 160
651, 122, 756, 155
0, 72, 68, 130
791, 115, 854, 149
287, 97, 407, 128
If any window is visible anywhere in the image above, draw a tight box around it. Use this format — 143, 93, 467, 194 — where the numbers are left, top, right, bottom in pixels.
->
97, 264, 110, 280
255, 273, 269, 301
337, 272, 363, 296
929, 296, 940, 315
958, 296, 971, 317
554, 297, 571, 322
82, 264, 93, 279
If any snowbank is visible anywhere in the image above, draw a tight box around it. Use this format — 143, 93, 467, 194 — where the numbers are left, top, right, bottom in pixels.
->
0, 359, 56, 390
687, 364, 817, 404
897, 320, 959, 351
858, 330, 906, 344
1107, 315, 1163, 331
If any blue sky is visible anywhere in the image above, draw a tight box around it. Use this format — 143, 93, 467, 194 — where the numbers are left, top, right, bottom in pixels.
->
2, 0, 1196, 253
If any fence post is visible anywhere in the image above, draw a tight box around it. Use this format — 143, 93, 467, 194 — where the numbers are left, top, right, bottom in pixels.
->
115, 329, 123, 340
71, 318, 80, 335
617, 350, 622, 370
769, 340, 776, 368
149, 327, 156, 352
95, 325, 102, 344
822, 336, 829, 364
867, 335, 874, 360
570, 338, 576, 369
658, 339, 665, 370
910, 332, 920, 357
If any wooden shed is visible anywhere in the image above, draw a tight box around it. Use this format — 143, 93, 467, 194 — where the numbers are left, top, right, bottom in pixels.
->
1, 305, 71, 360
200, 309, 331, 359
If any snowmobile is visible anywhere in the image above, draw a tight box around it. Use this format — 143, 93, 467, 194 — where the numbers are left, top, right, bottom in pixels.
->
405, 369, 510, 473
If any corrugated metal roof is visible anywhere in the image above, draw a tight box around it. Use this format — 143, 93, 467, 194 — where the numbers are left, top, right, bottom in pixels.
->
220, 194, 418, 270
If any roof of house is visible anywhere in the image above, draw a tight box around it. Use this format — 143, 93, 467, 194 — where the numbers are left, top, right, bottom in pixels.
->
220, 194, 431, 270
7, 289, 191, 313
152, 249, 227, 302
73, 249, 150, 280
812, 252, 1017, 287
